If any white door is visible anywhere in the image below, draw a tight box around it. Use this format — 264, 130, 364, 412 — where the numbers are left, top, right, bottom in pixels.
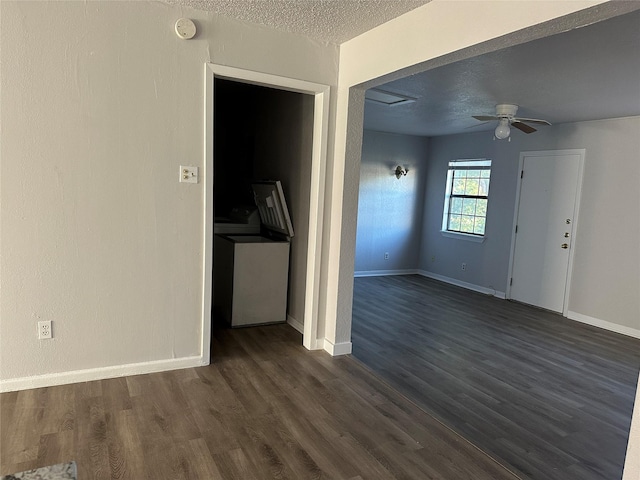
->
509, 151, 583, 313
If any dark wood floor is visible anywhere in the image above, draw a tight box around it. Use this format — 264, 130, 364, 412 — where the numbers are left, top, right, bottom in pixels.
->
1, 324, 521, 479
351, 274, 640, 480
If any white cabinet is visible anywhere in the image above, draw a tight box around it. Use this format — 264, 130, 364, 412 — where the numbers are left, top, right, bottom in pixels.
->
214, 234, 290, 327
212, 180, 294, 328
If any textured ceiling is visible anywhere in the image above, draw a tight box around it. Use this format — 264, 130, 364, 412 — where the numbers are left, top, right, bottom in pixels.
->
164, 0, 431, 44
364, 9, 640, 137
164, 1, 639, 137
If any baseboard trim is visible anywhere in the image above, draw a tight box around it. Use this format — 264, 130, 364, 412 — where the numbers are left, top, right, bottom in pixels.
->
323, 339, 352, 356
567, 311, 640, 339
354, 269, 418, 278
0, 355, 206, 393
287, 314, 304, 334
417, 270, 506, 299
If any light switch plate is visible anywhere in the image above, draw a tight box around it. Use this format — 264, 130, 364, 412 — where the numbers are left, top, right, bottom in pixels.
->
180, 166, 198, 184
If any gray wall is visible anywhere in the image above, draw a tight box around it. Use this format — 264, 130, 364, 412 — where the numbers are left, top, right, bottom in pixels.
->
355, 116, 640, 332
419, 116, 640, 331
254, 89, 315, 325
420, 135, 516, 293
354, 130, 428, 273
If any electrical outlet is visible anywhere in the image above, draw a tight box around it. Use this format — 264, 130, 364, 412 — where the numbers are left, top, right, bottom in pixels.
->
384, 252, 390, 260
461, 263, 467, 271
38, 320, 52, 339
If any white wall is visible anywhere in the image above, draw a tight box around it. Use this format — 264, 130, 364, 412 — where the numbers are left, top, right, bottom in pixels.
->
624, 373, 640, 480
419, 116, 640, 332
0, 0, 337, 390
355, 130, 428, 274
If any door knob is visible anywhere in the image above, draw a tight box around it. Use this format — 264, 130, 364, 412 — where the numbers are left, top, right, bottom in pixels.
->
561, 243, 569, 249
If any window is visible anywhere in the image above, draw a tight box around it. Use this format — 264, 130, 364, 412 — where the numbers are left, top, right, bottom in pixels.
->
442, 159, 491, 236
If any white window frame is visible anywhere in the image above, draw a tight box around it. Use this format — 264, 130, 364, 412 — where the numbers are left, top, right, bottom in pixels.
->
441, 159, 491, 242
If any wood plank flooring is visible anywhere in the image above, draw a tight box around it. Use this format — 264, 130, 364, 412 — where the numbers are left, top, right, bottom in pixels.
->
351, 275, 640, 480
1, 324, 520, 479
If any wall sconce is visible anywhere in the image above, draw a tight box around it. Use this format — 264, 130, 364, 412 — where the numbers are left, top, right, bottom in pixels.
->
395, 165, 408, 179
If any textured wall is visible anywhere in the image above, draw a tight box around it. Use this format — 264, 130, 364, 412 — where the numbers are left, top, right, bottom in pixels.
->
420, 132, 522, 293
355, 130, 428, 273
420, 116, 640, 331
0, 0, 337, 385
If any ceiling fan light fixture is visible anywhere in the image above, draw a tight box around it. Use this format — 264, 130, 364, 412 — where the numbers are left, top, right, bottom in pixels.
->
494, 119, 511, 140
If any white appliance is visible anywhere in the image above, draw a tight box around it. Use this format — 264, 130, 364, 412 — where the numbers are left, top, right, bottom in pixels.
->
214, 206, 260, 234
213, 181, 294, 327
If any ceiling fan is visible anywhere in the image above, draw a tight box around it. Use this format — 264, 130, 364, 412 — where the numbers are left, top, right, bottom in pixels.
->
472, 104, 551, 140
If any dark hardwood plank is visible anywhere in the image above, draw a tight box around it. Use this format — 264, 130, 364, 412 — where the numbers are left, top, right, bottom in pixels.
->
351, 274, 640, 480
1, 323, 520, 479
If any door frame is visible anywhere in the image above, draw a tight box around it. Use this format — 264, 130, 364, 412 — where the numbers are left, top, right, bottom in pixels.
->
506, 149, 586, 316
201, 63, 331, 362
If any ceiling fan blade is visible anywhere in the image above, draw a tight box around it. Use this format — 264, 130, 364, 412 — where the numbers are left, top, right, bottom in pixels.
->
472, 115, 499, 121
465, 121, 492, 129
511, 121, 537, 134
514, 117, 551, 126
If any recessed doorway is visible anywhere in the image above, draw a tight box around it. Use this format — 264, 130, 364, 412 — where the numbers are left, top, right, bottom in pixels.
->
201, 64, 330, 360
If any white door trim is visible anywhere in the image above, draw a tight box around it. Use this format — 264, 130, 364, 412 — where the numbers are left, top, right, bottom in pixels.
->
506, 149, 585, 316
201, 63, 330, 362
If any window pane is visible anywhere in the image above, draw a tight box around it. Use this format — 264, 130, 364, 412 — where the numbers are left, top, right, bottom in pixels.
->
479, 178, 490, 196
462, 198, 477, 215
465, 179, 479, 195
460, 216, 475, 233
450, 197, 463, 214
444, 160, 491, 236
476, 199, 487, 216
452, 178, 466, 195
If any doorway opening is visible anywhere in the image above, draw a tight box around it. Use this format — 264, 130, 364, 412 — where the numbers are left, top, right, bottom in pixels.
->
201, 64, 331, 361
348, 10, 639, 480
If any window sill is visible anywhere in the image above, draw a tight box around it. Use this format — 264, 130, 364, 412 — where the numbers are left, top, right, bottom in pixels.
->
440, 230, 486, 243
